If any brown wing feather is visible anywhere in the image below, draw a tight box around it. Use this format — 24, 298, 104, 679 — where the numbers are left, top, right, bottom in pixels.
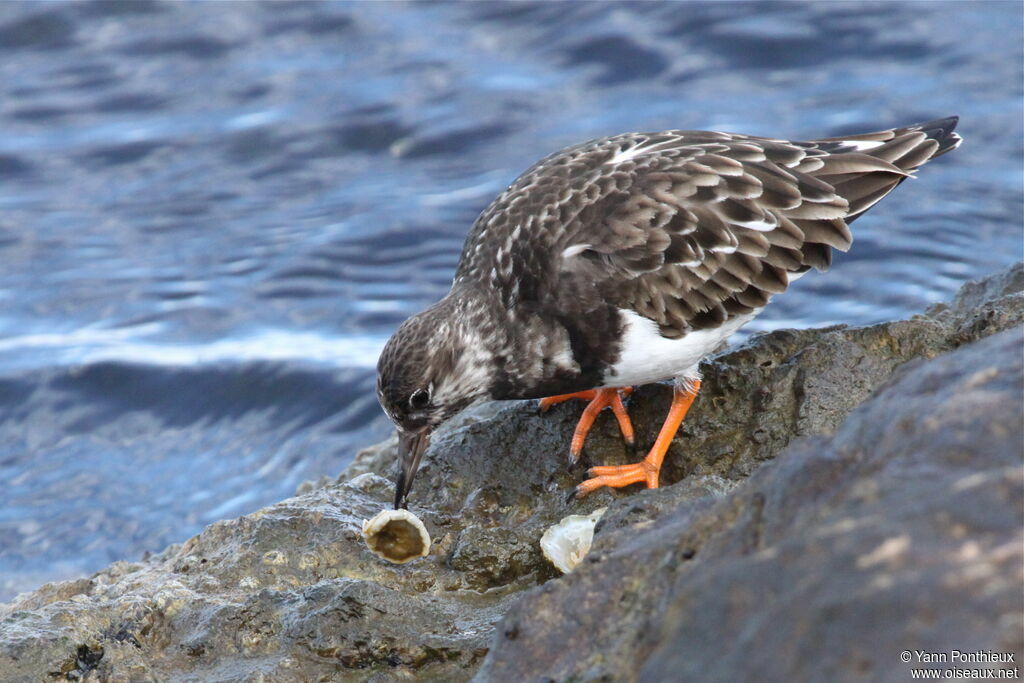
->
455, 118, 960, 337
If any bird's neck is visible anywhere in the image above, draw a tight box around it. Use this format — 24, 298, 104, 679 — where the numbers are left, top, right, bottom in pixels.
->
443, 284, 610, 401
428, 285, 509, 404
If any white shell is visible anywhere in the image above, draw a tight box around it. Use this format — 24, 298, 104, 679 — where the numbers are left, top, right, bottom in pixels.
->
540, 507, 607, 574
361, 509, 431, 564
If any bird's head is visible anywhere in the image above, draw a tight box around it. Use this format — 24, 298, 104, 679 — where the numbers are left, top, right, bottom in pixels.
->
376, 296, 494, 509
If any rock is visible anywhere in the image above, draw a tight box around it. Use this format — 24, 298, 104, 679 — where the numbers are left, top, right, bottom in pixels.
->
0, 478, 508, 681
477, 327, 1024, 681
1, 264, 1021, 681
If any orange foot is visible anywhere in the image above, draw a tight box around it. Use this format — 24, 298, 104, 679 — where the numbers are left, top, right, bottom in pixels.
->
538, 387, 634, 464
576, 380, 701, 497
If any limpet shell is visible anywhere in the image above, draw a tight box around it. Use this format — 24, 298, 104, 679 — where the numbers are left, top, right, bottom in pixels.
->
540, 507, 606, 574
362, 509, 431, 564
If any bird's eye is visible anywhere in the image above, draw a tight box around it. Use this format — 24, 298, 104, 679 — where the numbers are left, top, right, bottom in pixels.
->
409, 388, 430, 410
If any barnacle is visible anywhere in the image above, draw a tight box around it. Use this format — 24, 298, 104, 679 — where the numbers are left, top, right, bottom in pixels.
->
362, 509, 431, 564
540, 507, 606, 573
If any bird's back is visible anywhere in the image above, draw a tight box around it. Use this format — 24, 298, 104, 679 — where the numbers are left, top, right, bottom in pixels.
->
455, 117, 961, 342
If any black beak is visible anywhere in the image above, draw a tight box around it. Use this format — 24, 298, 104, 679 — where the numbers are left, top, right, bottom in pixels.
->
394, 429, 430, 509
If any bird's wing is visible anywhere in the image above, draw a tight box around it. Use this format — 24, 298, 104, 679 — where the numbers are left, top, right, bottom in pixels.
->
456, 119, 959, 337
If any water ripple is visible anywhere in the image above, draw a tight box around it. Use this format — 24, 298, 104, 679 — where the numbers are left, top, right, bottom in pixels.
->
0, 0, 1020, 600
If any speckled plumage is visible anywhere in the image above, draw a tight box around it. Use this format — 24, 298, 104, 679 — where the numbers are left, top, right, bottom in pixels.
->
377, 117, 961, 451
455, 118, 961, 339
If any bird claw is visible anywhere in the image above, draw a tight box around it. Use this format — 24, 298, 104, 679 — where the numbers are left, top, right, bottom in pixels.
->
577, 461, 657, 497
567, 450, 581, 469
567, 446, 591, 470
538, 387, 636, 466
575, 382, 701, 497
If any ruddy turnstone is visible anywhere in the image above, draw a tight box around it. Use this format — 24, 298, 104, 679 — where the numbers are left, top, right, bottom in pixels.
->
378, 117, 962, 509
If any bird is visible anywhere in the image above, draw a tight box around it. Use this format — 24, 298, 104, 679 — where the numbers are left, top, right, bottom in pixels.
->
377, 116, 962, 509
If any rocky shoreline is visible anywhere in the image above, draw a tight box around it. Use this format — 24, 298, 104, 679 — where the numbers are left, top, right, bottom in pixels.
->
2, 264, 1021, 681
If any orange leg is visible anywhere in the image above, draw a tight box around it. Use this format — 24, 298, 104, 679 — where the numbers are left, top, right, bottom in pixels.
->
538, 387, 635, 463
576, 380, 701, 497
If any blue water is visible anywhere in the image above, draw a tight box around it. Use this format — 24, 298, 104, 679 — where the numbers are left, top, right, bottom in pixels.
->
0, 1, 1021, 600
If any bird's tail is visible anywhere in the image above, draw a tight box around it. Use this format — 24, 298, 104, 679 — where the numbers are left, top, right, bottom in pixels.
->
820, 115, 962, 171
907, 115, 963, 160
814, 115, 962, 221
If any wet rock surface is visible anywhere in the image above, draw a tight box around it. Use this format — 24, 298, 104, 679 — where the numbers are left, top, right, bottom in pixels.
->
1, 264, 1021, 681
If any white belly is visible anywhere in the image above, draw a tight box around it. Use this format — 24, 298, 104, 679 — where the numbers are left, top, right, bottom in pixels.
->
603, 309, 759, 387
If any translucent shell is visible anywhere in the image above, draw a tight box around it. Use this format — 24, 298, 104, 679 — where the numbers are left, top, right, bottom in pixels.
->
540, 507, 606, 573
